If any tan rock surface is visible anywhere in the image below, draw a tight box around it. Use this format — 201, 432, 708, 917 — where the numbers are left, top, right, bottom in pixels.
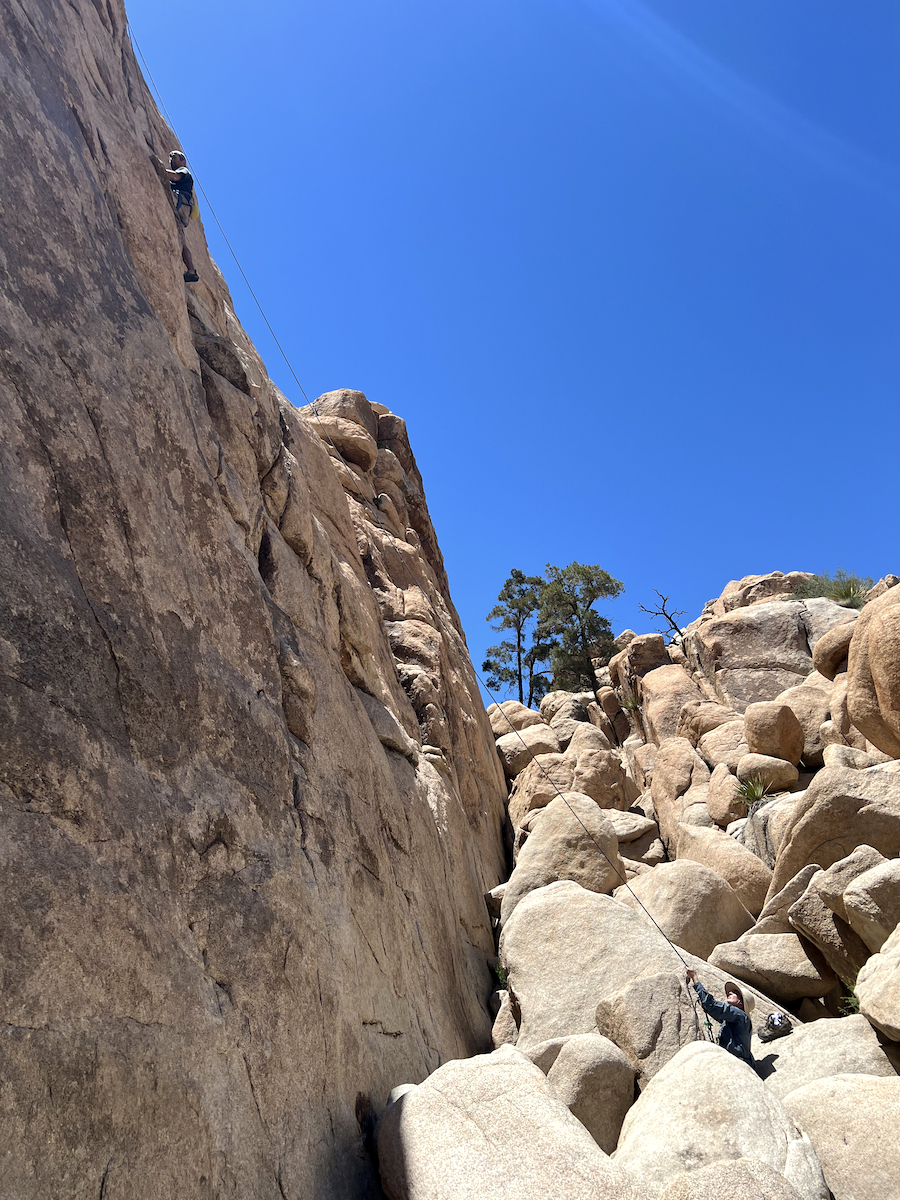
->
651, 738, 712, 847
767, 762, 900, 898
613, 1043, 828, 1200
847, 584, 900, 758
812, 620, 856, 681
771, 683, 833, 769
377, 1046, 639, 1200
495, 722, 561, 777
786, 879, 871, 983
0, 6, 510, 1195
698, 719, 750, 771
615, 861, 754, 959
676, 824, 773, 914
812, 844, 887, 921
709, 933, 837, 1003
676, 700, 742, 745
737, 753, 799, 791
842, 858, 900, 951
744, 702, 805, 766
707, 763, 747, 826
685, 599, 854, 713
501, 794, 624, 923
595, 971, 716, 1088
658, 1159, 805, 1200
756, 1014, 896, 1101
855, 921, 900, 1040
782, 1074, 900, 1200
526, 1033, 636, 1154
640, 664, 706, 745
487, 700, 544, 736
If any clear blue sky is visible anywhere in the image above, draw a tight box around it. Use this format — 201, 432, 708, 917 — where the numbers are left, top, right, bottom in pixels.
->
126, 0, 899, 697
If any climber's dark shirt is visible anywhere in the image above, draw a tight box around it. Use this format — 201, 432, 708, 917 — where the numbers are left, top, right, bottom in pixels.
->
694, 981, 754, 1066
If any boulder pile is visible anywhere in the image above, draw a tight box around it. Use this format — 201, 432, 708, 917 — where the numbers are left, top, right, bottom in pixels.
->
378, 571, 900, 1200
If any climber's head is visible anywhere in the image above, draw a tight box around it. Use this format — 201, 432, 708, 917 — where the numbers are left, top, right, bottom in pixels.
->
725, 981, 754, 1013
168, 150, 186, 168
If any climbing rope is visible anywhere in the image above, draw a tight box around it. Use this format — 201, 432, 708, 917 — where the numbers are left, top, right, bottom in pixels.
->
126, 22, 714, 1043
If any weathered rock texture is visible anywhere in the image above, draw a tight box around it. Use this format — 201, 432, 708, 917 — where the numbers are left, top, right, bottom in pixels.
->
0, 4, 508, 1197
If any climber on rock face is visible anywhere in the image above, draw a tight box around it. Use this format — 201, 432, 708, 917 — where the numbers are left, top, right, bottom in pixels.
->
686, 967, 755, 1067
151, 149, 199, 282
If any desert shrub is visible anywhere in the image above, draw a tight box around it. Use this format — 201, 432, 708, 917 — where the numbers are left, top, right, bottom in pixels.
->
794, 569, 873, 610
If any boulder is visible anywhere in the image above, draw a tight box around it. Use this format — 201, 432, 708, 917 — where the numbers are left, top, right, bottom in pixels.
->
490, 991, 519, 1048
614, 860, 754, 959
771, 684, 832, 769
675, 700, 742, 746
651, 738, 712, 848
753, 864, 822, 935
311, 411, 379, 472
605, 808, 657, 845
698, 720, 749, 771
684, 600, 848, 713
822, 744, 878, 769
569, 747, 635, 811
829, 674, 869, 750
495, 722, 561, 778
744, 703, 805, 767
508, 753, 570, 826
812, 844, 887, 921
377, 1045, 640, 1200
846, 584, 900, 758
613, 1043, 828, 1200
755, 1013, 896, 1101
676, 824, 773, 915
787, 875, 872, 983
567, 722, 617, 757
487, 700, 544, 737
767, 762, 900, 899
812, 621, 856, 681
501, 793, 624, 923
842, 857, 900, 952
595, 971, 716, 1088
658, 1159, 805, 1200
614, 633, 671, 685
705, 571, 812, 616
855, 921, 900, 1040
706, 763, 746, 827
709, 933, 837, 1003
736, 753, 799, 792
631, 742, 657, 791
641, 665, 705, 745
499, 883, 679, 1049
782, 1074, 900, 1200
524, 1033, 635, 1154
738, 793, 808, 870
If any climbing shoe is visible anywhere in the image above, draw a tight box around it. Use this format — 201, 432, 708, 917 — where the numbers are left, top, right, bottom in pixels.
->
183, 271, 199, 283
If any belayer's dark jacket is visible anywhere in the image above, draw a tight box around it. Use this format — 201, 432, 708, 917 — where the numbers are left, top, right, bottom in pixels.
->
693, 981, 754, 1066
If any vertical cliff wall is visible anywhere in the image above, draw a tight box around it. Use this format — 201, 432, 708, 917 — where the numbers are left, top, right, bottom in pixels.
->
0, 2, 508, 1196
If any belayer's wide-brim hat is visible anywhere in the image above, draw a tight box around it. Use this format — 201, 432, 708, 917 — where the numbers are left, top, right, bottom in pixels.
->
725, 981, 755, 1013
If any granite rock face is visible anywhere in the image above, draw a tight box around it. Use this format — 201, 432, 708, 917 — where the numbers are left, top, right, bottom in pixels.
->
0, 3, 508, 1197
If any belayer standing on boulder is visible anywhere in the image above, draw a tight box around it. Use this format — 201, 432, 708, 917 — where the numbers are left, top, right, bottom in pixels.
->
686, 968, 755, 1067
151, 149, 199, 282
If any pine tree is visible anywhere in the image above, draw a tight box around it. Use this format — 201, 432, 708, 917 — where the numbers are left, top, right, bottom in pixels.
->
482, 570, 551, 708
538, 562, 624, 691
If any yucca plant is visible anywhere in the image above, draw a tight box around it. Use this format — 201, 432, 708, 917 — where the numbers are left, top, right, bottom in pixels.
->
735, 776, 770, 813
794, 569, 873, 610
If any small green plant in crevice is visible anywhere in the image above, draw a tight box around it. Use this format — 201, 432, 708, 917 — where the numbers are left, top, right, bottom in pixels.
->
794, 569, 873, 610
838, 978, 861, 1016
735, 776, 771, 814
621, 694, 642, 712
490, 960, 509, 990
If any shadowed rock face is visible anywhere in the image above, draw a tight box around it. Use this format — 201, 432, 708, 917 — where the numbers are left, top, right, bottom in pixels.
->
0, 3, 507, 1197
